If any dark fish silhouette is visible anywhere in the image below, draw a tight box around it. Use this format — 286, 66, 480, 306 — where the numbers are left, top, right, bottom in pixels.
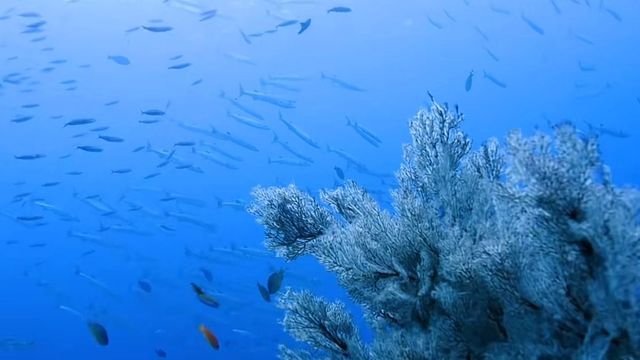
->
87, 321, 109, 346
142, 25, 173, 32
465, 70, 473, 92
191, 283, 220, 308
298, 19, 311, 34
108, 55, 130, 65
168, 62, 191, 70
327, 6, 351, 13
257, 282, 270, 302
267, 269, 284, 294
138, 280, 152, 293
77, 146, 103, 153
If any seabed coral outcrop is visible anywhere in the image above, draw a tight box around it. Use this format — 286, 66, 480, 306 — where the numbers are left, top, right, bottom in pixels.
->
249, 100, 640, 360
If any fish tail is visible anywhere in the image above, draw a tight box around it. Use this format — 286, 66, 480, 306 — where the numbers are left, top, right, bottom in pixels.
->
271, 132, 279, 143
238, 84, 245, 97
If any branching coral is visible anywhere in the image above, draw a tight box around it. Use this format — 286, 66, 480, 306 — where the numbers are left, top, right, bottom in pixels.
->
249, 100, 640, 359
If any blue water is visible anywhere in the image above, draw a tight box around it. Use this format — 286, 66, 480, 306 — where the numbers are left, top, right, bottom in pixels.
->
1, 0, 638, 359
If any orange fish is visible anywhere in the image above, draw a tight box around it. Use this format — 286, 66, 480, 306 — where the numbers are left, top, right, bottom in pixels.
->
198, 324, 220, 350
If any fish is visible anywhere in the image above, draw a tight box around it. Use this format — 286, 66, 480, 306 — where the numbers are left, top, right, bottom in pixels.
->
142, 25, 173, 32
199, 141, 243, 162
138, 280, 152, 293
41, 182, 60, 187
11, 115, 34, 123
276, 19, 298, 28
199, 9, 217, 21
473, 26, 489, 42
65, 118, 96, 127
33, 200, 78, 221
191, 79, 203, 86
278, 112, 320, 149
484, 47, 500, 62
221, 51, 257, 66
267, 269, 284, 294
219, 91, 264, 120
66, 171, 83, 175
194, 149, 238, 170
87, 321, 109, 346
104, 100, 119, 106
215, 197, 247, 211
259, 78, 301, 92
443, 10, 456, 22
166, 211, 216, 231
0, 337, 36, 351
191, 283, 220, 308
427, 16, 443, 30
272, 133, 314, 163
227, 111, 270, 130
574, 33, 594, 45
155, 349, 167, 358
99, 135, 124, 143
465, 70, 473, 92
168, 62, 191, 70
198, 324, 220, 350
141, 109, 165, 116
19, 12, 42, 18
238, 85, 296, 108
489, 4, 511, 15
77, 146, 103, 152
132, 145, 145, 152
578, 61, 596, 72
144, 172, 161, 179
210, 126, 260, 152
200, 268, 213, 282
583, 121, 630, 139
268, 157, 311, 167
139, 119, 161, 124
521, 13, 544, 35
257, 282, 270, 302
17, 215, 44, 221
346, 116, 382, 147
327, 6, 351, 13
320, 72, 365, 91
21, 103, 39, 108
334, 166, 345, 180
91, 126, 110, 132
298, 18, 311, 34
15, 154, 45, 160
483, 71, 507, 88
239, 29, 252, 44
604, 7, 622, 22
174, 141, 196, 147
549, 0, 562, 14
108, 55, 130, 65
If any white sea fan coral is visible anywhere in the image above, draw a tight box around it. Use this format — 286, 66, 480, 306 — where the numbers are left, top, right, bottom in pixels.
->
249, 100, 640, 360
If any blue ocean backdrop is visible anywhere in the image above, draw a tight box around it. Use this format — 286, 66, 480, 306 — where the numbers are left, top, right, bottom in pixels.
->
1, 0, 638, 359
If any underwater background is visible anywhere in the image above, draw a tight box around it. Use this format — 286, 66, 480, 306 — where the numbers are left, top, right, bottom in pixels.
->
1, 0, 639, 359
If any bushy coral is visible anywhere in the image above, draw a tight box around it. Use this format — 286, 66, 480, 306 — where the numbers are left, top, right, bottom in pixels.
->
249, 100, 640, 359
